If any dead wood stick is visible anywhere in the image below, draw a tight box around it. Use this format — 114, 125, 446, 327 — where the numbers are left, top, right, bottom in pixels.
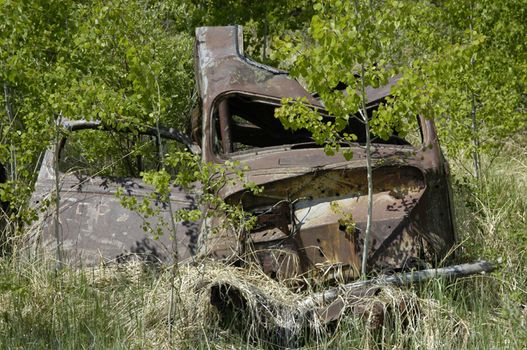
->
300, 260, 497, 309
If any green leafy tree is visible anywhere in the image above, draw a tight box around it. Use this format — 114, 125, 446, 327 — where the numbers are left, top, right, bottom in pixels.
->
177, 0, 315, 64
274, 0, 415, 276
0, 0, 195, 229
0, 0, 314, 227
383, 0, 527, 178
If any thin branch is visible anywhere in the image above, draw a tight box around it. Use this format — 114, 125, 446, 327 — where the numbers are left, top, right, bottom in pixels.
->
53, 113, 64, 271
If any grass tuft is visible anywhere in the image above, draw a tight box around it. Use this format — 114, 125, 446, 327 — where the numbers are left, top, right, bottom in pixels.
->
1, 140, 526, 349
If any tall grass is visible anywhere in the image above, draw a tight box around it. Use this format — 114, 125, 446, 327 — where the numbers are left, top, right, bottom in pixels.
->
0, 141, 526, 349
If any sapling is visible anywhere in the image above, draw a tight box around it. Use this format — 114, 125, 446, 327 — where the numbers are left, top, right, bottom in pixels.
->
274, 0, 413, 276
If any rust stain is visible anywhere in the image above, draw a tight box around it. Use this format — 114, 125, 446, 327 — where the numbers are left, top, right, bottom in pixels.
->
27, 25, 455, 280
194, 26, 456, 282
28, 121, 200, 265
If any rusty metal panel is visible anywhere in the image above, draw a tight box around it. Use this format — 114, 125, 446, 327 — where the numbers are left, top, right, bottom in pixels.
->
28, 124, 199, 265
195, 25, 324, 163
194, 26, 456, 282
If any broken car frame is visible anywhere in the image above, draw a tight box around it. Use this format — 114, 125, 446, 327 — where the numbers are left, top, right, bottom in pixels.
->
18, 24, 493, 300
194, 25, 457, 282
191, 26, 495, 337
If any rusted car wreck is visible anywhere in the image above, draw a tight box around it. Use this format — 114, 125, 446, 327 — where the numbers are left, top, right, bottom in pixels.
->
26, 121, 200, 264
26, 25, 457, 283
193, 25, 456, 281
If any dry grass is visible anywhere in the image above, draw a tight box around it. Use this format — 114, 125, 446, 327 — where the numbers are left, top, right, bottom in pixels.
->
0, 255, 472, 349
1, 139, 526, 349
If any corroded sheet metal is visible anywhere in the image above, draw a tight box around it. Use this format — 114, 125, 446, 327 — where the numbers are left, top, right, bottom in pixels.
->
194, 26, 456, 282
28, 25, 456, 275
195, 25, 323, 163
28, 125, 199, 265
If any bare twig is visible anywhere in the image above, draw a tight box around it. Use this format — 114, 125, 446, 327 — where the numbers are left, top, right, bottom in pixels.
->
53, 113, 63, 271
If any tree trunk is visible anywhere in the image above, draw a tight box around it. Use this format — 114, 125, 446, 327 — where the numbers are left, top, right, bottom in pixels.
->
53, 115, 63, 271
471, 91, 480, 179
3, 83, 16, 181
359, 67, 373, 277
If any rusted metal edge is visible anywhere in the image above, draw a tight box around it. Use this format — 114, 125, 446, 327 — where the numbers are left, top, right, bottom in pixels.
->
230, 25, 288, 75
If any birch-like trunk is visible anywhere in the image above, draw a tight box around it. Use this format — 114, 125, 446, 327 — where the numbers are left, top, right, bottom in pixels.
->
53, 115, 63, 270
359, 68, 373, 277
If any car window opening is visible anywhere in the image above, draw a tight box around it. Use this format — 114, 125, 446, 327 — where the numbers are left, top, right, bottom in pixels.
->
58, 129, 183, 178
213, 95, 423, 155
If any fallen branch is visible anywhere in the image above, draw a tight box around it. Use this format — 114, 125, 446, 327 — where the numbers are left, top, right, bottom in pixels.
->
301, 260, 497, 309
206, 260, 497, 346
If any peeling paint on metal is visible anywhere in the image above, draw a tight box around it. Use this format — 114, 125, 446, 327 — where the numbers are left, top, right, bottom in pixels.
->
193, 26, 456, 283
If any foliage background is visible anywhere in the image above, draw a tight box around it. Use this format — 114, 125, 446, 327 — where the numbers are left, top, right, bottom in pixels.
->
0, 0, 526, 348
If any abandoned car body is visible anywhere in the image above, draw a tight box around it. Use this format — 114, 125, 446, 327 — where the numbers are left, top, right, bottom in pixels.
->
26, 25, 455, 281
28, 120, 200, 265
193, 26, 456, 281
